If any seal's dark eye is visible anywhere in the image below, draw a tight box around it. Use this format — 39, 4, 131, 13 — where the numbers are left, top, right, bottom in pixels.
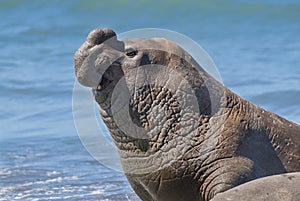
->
126, 50, 138, 58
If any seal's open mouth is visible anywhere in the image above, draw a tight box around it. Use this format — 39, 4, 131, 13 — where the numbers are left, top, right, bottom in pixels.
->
96, 76, 113, 91
96, 61, 123, 91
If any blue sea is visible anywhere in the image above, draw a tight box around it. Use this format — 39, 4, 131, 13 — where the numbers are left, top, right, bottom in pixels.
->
0, 0, 299, 200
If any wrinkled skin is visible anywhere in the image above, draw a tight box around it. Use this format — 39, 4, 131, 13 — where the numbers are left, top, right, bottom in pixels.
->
74, 28, 300, 201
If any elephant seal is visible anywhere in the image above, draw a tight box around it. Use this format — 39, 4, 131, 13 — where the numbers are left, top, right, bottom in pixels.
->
211, 172, 300, 201
74, 28, 300, 201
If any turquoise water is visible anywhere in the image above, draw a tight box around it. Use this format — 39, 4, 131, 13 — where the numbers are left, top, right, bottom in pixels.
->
1, 0, 299, 200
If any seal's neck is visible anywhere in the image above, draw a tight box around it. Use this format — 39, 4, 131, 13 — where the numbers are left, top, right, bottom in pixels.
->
228, 92, 300, 172
255, 107, 300, 172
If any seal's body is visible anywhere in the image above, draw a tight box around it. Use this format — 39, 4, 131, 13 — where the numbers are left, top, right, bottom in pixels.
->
74, 28, 300, 201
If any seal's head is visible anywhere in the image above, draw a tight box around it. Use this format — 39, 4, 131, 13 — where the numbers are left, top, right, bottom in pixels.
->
74, 28, 212, 110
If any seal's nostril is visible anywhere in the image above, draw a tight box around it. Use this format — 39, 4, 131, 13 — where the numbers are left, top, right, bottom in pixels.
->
87, 28, 116, 45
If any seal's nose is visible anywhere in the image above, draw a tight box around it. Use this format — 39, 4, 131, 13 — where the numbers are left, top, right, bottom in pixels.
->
87, 28, 116, 46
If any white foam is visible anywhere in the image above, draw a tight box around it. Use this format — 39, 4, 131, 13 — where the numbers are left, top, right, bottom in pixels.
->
0, 168, 12, 177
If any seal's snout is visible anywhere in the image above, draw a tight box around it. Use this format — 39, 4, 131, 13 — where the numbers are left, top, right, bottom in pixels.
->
74, 28, 124, 88
87, 28, 116, 46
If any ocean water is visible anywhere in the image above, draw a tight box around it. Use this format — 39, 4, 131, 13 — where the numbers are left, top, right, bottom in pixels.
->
0, 0, 299, 200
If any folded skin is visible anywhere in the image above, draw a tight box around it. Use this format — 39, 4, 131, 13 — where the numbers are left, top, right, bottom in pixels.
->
74, 28, 300, 201
210, 172, 300, 201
